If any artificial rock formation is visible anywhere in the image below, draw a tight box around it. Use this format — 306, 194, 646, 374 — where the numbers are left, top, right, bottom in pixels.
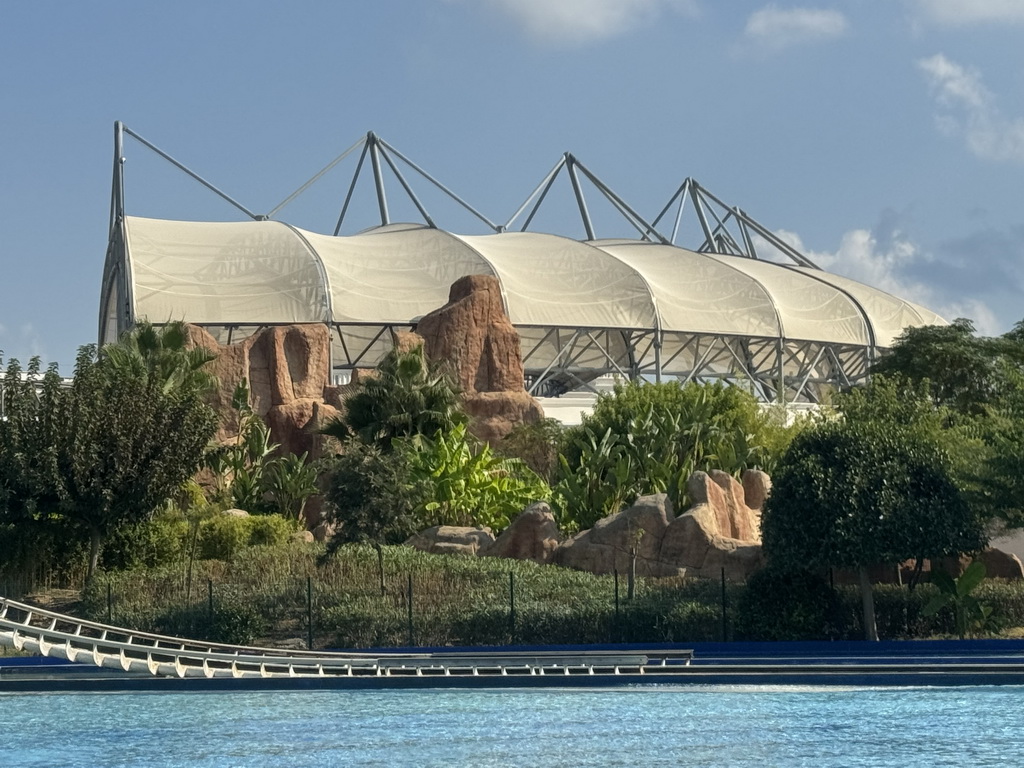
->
550, 470, 768, 581
405, 526, 496, 557
482, 501, 562, 564
416, 274, 544, 443
185, 324, 340, 460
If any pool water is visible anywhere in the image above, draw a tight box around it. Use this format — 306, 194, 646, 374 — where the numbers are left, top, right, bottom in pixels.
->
3, 686, 1019, 767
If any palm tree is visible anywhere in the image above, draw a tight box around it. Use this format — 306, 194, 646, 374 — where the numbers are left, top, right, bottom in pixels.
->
100, 320, 217, 396
322, 342, 465, 450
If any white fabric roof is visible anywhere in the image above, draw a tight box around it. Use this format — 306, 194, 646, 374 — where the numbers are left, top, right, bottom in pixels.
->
120, 216, 944, 347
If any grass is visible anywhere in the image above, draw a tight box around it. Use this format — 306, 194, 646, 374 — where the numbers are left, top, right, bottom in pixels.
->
9, 541, 1024, 648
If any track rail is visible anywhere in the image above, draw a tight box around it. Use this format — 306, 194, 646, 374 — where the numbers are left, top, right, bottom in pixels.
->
0, 597, 691, 681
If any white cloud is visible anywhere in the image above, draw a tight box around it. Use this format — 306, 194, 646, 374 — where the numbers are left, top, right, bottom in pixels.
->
741, 5, 848, 51
918, 54, 1024, 164
915, 0, 1024, 26
763, 226, 1001, 334
452, 0, 700, 46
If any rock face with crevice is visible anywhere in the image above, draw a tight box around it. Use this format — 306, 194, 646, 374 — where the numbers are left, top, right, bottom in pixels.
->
416, 274, 544, 443
185, 324, 340, 461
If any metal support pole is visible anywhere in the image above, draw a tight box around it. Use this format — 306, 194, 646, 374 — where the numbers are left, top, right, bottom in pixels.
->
107, 581, 113, 624
368, 133, 390, 226
566, 154, 595, 241
307, 576, 314, 651
207, 579, 214, 628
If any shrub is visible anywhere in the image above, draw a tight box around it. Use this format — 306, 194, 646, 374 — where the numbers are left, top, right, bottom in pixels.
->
734, 567, 842, 641
554, 381, 800, 531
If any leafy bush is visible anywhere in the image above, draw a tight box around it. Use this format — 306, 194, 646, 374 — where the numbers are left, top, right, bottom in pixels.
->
554, 381, 799, 530
197, 514, 298, 560
399, 423, 550, 532
322, 443, 428, 546
734, 567, 842, 641
101, 516, 189, 571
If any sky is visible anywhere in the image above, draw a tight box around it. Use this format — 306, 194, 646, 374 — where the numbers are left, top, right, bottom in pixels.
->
2, 0, 1024, 370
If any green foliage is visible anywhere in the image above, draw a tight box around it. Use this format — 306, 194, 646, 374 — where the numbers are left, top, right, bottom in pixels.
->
864, 319, 1024, 530
204, 380, 322, 520
196, 514, 299, 560
399, 423, 549, 532
99, 320, 218, 398
554, 381, 799, 530
871, 318, 1024, 417
101, 516, 190, 571
923, 561, 994, 639
763, 419, 985, 572
263, 452, 321, 521
321, 343, 465, 450
322, 443, 428, 546
61, 344, 219, 576
734, 567, 841, 641
495, 418, 565, 482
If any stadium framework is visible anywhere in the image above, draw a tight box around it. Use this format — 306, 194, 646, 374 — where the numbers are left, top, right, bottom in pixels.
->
99, 122, 945, 404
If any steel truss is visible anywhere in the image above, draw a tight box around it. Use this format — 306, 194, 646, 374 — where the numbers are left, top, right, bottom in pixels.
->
104, 123, 885, 405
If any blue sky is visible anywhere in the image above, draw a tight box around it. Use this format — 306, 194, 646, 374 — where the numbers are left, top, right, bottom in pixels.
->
2, 0, 1024, 370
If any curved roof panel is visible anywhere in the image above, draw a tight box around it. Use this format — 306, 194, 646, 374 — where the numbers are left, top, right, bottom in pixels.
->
119, 216, 942, 350
301, 224, 494, 325
125, 216, 328, 324
592, 241, 781, 338
453, 232, 657, 329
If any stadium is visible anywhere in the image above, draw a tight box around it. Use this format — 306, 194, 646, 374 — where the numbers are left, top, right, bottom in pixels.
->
99, 123, 945, 405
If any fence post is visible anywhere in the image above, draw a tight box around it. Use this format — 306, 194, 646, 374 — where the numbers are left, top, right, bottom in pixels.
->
509, 572, 516, 644
407, 573, 414, 647
720, 567, 728, 642
613, 569, 620, 643
107, 580, 113, 624
207, 579, 214, 629
307, 576, 314, 651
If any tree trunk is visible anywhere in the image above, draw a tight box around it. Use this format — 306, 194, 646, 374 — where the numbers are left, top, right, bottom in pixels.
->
87, 526, 103, 584
859, 566, 879, 641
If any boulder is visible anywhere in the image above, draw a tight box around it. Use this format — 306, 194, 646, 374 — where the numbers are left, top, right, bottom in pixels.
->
291, 530, 315, 545
221, 508, 250, 518
552, 495, 681, 577
979, 547, 1024, 580
483, 502, 562, 564
464, 390, 545, 444
687, 470, 763, 541
405, 526, 496, 557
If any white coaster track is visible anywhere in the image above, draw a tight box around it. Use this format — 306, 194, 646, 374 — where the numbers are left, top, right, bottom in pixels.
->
0, 596, 691, 681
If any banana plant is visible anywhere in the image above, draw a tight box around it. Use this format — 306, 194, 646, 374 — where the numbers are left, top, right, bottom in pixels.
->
922, 560, 993, 639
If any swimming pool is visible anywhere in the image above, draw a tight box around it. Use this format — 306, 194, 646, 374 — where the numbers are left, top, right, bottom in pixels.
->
4, 686, 1018, 767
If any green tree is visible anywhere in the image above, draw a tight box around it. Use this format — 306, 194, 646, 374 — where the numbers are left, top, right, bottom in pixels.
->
99, 320, 217, 396
321, 343, 465, 450
322, 442, 427, 547
56, 345, 219, 579
761, 419, 985, 640
871, 318, 1024, 417
922, 560, 993, 639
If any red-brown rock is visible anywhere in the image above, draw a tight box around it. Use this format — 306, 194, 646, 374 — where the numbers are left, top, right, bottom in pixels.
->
483, 502, 562, 564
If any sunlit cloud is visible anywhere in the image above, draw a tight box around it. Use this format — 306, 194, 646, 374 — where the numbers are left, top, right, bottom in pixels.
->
759, 223, 1004, 336
914, 0, 1024, 26
918, 54, 1024, 164
741, 5, 848, 52
448, 0, 700, 46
